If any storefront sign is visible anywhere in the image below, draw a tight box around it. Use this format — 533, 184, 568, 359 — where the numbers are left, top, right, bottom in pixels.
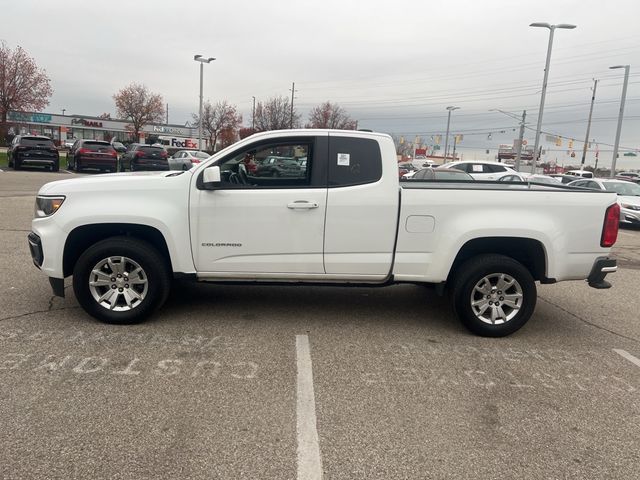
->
71, 118, 103, 128
153, 125, 183, 134
8, 112, 52, 123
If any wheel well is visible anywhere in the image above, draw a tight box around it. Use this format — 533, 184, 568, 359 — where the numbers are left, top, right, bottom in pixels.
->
448, 237, 548, 282
63, 224, 172, 277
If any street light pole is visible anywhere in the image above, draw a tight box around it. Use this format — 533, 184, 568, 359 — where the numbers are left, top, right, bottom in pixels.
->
194, 54, 215, 151
529, 22, 576, 173
443, 106, 459, 161
609, 65, 630, 177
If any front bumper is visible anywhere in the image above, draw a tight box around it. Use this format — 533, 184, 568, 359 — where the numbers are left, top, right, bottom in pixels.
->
587, 257, 617, 289
27, 232, 43, 268
620, 207, 640, 225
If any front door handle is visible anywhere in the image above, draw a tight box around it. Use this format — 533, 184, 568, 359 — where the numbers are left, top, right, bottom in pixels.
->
287, 201, 319, 209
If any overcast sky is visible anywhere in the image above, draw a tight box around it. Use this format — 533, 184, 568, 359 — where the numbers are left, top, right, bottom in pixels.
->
4, 0, 640, 167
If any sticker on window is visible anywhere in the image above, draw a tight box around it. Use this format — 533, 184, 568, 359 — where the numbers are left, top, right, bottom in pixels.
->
337, 153, 350, 166
472, 165, 483, 172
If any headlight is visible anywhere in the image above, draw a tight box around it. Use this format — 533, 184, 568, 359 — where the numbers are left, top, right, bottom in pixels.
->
34, 196, 65, 217
620, 203, 640, 211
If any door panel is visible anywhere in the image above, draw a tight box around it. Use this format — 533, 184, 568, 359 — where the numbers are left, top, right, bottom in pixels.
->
191, 135, 328, 275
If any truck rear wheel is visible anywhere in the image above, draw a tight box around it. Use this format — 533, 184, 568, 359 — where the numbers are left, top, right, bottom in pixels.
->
72, 236, 171, 324
451, 254, 536, 337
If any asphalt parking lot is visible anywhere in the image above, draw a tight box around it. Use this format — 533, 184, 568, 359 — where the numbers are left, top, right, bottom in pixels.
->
1, 170, 639, 479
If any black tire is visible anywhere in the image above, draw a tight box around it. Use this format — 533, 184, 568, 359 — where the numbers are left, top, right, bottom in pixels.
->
52, 162, 59, 172
13, 157, 21, 170
72, 236, 172, 325
451, 254, 536, 337
8, 156, 13, 168
76, 159, 82, 172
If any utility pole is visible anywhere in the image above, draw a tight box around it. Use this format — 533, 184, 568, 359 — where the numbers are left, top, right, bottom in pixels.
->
452, 135, 458, 160
514, 110, 527, 171
166, 103, 169, 124
290, 82, 296, 129
610, 65, 630, 177
580, 79, 598, 167
252, 96, 256, 130
443, 106, 459, 161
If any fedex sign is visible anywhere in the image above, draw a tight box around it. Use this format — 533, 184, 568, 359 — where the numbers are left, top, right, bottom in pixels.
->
170, 138, 198, 149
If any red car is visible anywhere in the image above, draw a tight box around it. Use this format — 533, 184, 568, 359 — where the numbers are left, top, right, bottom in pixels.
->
68, 140, 118, 173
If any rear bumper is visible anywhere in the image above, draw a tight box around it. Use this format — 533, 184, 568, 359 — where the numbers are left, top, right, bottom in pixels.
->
587, 257, 617, 289
132, 160, 170, 171
77, 155, 117, 169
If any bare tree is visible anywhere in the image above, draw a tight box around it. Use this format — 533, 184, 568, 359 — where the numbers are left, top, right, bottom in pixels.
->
192, 100, 242, 151
307, 101, 356, 129
254, 96, 300, 131
113, 83, 164, 139
0, 41, 53, 144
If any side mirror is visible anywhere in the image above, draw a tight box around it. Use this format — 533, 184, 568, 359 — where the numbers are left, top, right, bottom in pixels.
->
202, 166, 221, 189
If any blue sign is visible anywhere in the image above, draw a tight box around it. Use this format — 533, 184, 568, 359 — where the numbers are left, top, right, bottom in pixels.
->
8, 112, 53, 123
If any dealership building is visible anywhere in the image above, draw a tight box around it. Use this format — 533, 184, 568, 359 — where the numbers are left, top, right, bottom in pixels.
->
6, 111, 201, 148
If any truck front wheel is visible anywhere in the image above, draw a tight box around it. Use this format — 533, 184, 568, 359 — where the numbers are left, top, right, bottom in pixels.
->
451, 254, 536, 337
72, 236, 171, 324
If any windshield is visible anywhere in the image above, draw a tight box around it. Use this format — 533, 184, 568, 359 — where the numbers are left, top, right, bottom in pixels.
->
604, 182, 640, 196
193, 152, 210, 159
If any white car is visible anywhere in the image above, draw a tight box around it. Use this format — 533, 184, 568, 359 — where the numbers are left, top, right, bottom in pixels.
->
440, 161, 517, 180
564, 169, 594, 179
169, 150, 210, 170
499, 173, 561, 185
568, 178, 640, 225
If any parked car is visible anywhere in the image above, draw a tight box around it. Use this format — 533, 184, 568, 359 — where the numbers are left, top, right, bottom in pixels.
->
64, 139, 76, 149
404, 167, 473, 181
616, 172, 640, 184
564, 169, 594, 179
255, 156, 303, 177
68, 140, 118, 173
440, 161, 516, 180
110, 141, 127, 154
499, 173, 560, 185
168, 150, 210, 170
567, 178, 640, 225
30, 129, 619, 337
398, 163, 416, 178
8, 135, 59, 171
119, 144, 169, 171
548, 174, 579, 184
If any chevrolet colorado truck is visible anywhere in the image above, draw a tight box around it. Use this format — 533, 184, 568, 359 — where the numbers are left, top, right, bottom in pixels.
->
29, 130, 619, 336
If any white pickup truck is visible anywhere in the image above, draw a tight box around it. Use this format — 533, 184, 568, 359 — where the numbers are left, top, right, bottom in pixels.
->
29, 129, 620, 336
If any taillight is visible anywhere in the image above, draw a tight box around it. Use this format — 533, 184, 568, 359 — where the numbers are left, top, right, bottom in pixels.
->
160, 151, 168, 158
109, 149, 117, 157
136, 151, 145, 157
78, 148, 90, 155
601, 203, 620, 247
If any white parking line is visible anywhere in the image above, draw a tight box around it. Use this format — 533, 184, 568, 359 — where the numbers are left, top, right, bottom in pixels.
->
613, 349, 640, 368
296, 334, 323, 480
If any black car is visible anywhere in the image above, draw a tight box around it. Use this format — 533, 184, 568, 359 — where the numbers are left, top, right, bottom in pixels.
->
254, 156, 303, 177
8, 135, 60, 171
119, 144, 169, 171
68, 140, 118, 173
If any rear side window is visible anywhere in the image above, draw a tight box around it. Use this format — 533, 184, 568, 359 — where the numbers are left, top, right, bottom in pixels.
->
20, 137, 54, 147
328, 136, 382, 187
487, 164, 507, 173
